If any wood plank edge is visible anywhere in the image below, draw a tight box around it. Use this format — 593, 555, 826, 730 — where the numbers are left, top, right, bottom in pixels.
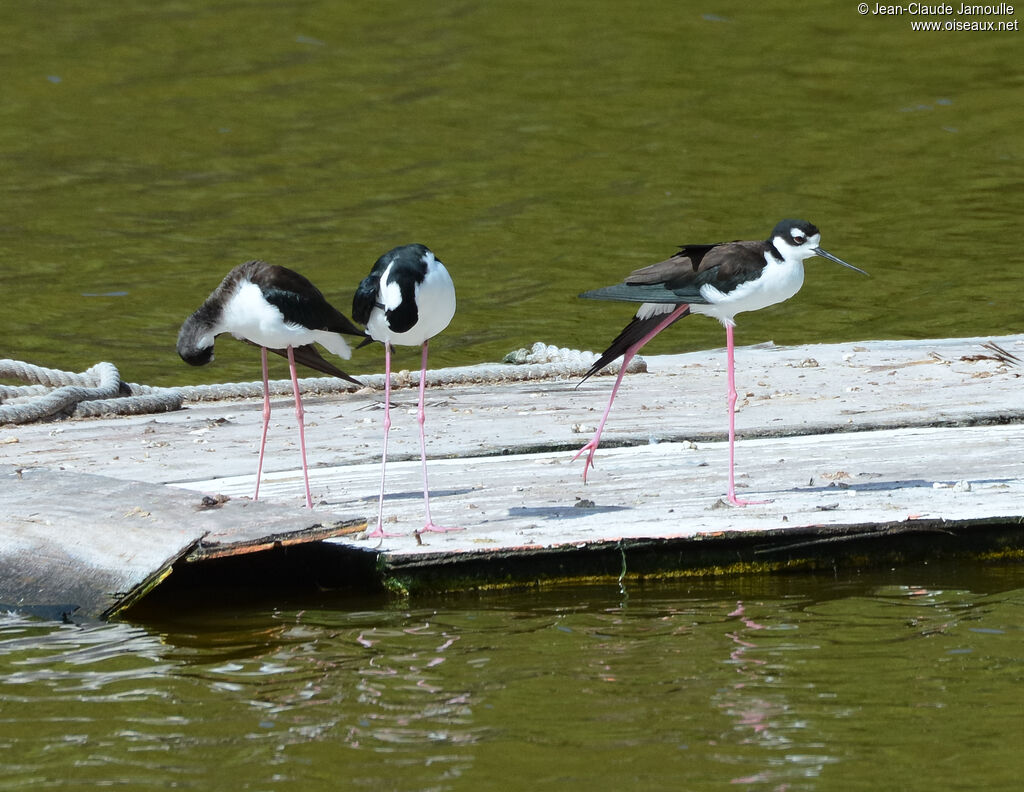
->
185, 518, 369, 561
101, 536, 207, 621
375, 516, 1024, 596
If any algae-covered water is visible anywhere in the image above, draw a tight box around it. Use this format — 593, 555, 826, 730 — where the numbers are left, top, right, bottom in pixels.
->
3, 568, 1024, 791
2, 3, 1023, 789
1, 1, 1021, 388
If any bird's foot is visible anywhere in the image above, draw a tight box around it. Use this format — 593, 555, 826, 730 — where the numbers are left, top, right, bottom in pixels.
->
572, 439, 600, 483
727, 493, 773, 507
364, 523, 404, 539
418, 522, 464, 534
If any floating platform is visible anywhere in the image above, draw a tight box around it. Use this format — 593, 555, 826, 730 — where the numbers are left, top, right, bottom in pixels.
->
2, 335, 1022, 619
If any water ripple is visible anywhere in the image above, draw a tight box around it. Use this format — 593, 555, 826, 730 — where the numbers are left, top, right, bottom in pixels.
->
3, 571, 1024, 789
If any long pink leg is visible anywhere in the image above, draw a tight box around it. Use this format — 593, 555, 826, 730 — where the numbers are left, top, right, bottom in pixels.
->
286, 346, 313, 510
574, 304, 690, 482
254, 346, 272, 501
417, 341, 462, 533
725, 324, 768, 507
366, 344, 402, 538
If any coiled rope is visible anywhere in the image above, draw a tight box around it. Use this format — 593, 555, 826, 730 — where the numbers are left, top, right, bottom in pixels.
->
0, 342, 645, 425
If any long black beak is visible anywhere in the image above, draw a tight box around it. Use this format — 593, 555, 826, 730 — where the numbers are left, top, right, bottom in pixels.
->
814, 247, 869, 276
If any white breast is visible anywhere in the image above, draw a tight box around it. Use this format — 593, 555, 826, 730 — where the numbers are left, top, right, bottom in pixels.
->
367, 259, 456, 346
692, 254, 805, 325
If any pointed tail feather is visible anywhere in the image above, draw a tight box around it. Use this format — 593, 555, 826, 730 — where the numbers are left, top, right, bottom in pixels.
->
579, 282, 687, 304
267, 344, 363, 386
579, 305, 691, 384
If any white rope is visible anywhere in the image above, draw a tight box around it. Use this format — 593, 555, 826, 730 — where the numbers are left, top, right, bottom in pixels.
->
0, 360, 182, 424
0, 343, 644, 424
174, 343, 645, 401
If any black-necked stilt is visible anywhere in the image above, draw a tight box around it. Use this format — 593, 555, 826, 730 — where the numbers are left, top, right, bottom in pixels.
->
177, 259, 365, 509
575, 219, 867, 506
352, 243, 459, 537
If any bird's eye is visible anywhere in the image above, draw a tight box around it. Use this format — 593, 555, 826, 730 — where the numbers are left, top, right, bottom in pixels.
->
792, 232, 806, 244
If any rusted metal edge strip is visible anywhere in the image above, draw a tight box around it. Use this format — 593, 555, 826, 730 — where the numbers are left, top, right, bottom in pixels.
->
184, 518, 368, 561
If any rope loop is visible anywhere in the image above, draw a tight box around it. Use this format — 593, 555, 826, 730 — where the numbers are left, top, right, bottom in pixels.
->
0, 343, 642, 424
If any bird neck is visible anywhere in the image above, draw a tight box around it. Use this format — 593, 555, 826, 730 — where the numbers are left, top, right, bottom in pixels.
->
177, 304, 220, 358
766, 238, 786, 263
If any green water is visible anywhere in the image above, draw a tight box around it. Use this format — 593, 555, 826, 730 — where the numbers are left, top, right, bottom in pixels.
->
2, 3, 1023, 788
2, 568, 1023, 791
1, 1, 1021, 387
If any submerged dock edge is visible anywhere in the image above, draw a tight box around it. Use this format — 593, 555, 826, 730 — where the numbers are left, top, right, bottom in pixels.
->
367, 516, 1024, 595
128, 515, 1024, 614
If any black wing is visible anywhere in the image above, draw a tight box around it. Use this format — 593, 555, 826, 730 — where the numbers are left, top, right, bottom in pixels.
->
579, 306, 691, 384
352, 244, 431, 332
244, 261, 365, 338
580, 240, 769, 305
579, 244, 710, 304
352, 271, 381, 326
256, 342, 363, 386
576, 240, 768, 381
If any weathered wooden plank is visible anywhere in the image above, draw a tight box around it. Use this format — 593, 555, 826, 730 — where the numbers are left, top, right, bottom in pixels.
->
2, 335, 1021, 616
1, 468, 204, 619
0, 467, 365, 619
173, 423, 1024, 592
2, 335, 1020, 496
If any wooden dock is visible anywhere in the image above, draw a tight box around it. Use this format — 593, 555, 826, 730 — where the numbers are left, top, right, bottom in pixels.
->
2, 334, 1022, 619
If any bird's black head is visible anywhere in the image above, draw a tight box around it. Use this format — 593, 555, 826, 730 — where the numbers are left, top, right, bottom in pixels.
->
769, 218, 868, 275
384, 243, 433, 268
770, 219, 821, 247
178, 343, 214, 367
176, 314, 216, 366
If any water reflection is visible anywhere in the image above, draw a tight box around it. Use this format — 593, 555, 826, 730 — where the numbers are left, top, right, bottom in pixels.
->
718, 600, 837, 788
2, 569, 1024, 788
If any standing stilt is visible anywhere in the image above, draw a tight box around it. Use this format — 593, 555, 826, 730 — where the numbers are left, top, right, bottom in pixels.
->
574, 219, 866, 504
367, 344, 401, 538
176, 259, 365, 508
254, 346, 272, 502
286, 346, 314, 510
353, 244, 458, 536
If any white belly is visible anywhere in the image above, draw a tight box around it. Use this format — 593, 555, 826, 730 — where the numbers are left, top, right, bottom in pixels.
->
693, 258, 805, 324
223, 281, 343, 352
367, 260, 456, 346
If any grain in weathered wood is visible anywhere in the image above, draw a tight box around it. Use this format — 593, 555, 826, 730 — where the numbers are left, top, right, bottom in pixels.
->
2, 336, 1020, 493
176, 423, 1024, 561
0, 467, 365, 619
2, 335, 1022, 614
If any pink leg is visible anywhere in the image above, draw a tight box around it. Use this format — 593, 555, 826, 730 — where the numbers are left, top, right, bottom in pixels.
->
286, 346, 313, 510
574, 304, 690, 482
724, 325, 768, 507
417, 341, 462, 534
254, 346, 271, 501
366, 344, 402, 538
573, 347, 637, 483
